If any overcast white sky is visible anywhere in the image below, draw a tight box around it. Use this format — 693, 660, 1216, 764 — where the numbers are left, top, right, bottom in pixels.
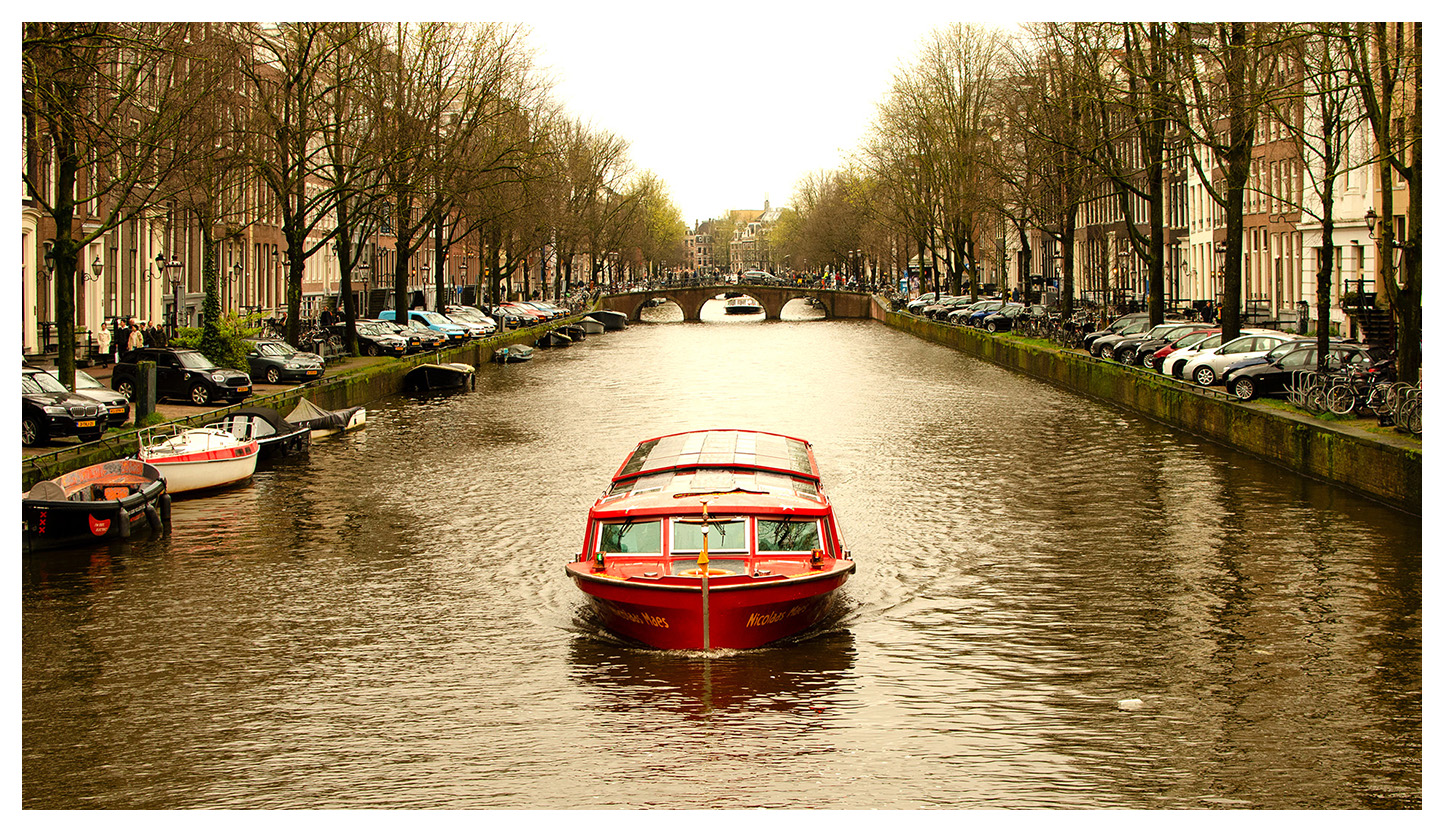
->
522, 2, 960, 225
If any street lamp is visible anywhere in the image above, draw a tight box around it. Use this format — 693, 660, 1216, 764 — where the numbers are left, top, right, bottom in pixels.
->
81, 256, 104, 282
355, 260, 371, 317
164, 255, 184, 334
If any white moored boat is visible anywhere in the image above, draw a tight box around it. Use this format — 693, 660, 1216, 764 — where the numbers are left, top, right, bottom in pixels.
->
138, 423, 260, 496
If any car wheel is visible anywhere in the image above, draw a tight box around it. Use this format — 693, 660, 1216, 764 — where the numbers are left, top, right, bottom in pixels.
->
1101, 345, 1116, 361
22, 416, 45, 447
1194, 366, 1217, 386
364, 343, 379, 357
189, 383, 212, 406
1142, 353, 1158, 370
115, 380, 135, 401
1233, 378, 1257, 401
986, 321, 998, 333
265, 367, 281, 384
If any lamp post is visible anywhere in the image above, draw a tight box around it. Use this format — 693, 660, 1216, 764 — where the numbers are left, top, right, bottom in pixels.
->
164, 255, 184, 335
355, 260, 371, 318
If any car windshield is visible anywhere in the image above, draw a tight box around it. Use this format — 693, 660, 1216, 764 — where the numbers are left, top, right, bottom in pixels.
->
176, 351, 216, 370
258, 342, 295, 356
1173, 331, 1213, 349
25, 371, 69, 394
1195, 334, 1225, 350
1266, 341, 1309, 361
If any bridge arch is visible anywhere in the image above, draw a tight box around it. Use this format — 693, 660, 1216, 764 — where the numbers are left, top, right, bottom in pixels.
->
595, 284, 868, 323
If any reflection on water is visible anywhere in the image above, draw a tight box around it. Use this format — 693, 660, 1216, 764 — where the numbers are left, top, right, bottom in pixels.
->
22, 317, 1420, 809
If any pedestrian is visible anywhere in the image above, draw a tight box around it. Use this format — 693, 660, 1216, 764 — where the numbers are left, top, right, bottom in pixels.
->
150, 321, 168, 347
126, 318, 144, 353
110, 318, 127, 364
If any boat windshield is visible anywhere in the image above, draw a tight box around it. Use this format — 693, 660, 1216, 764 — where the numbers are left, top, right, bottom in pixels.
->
671, 518, 747, 552
757, 519, 821, 552
598, 520, 661, 554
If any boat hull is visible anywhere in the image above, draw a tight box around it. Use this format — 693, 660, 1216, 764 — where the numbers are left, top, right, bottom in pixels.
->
567, 562, 853, 650
22, 460, 170, 551
146, 449, 258, 495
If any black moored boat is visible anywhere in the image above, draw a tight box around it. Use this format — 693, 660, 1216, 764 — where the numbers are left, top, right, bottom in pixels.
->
216, 406, 312, 459
23, 459, 171, 551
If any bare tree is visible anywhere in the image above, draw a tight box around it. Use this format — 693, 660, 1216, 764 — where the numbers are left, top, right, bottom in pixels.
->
1346, 22, 1422, 383
22, 22, 215, 387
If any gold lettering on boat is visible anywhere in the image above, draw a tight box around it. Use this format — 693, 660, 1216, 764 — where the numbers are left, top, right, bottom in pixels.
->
745, 604, 808, 627
610, 605, 669, 629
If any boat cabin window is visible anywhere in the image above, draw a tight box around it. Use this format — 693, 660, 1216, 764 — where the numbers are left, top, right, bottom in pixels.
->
670, 518, 747, 553
757, 519, 821, 552
597, 520, 661, 554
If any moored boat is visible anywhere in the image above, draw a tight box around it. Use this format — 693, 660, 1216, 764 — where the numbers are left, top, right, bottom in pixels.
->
285, 397, 367, 439
724, 295, 763, 315
216, 406, 311, 459
138, 423, 260, 496
493, 344, 534, 363
566, 429, 855, 650
590, 309, 628, 331
579, 317, 605, 335
536, 329, 572, 348
22, 459, 170, 550
404, 362, 475, 391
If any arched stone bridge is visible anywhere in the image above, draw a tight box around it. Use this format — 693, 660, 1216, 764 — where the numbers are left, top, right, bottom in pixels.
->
594, 284, 878, 322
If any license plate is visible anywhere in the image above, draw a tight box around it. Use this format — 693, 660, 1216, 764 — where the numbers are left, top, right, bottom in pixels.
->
237, 386, 250, 393
306, 369, 319, 375
108, 407, 125, 414
77, 420, 96, 428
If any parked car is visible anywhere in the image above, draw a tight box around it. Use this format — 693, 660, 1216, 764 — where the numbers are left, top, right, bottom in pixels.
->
1227, 342, 1382, 401
942, 298, 990, 324
1105, 322, 1195, 364
1090, 317, 1157, 358
500, 303, 549, 325
1179, 331, 1292, 386
1120, 324, 1211, 368
35, 365, 130, 427
1082, 312, 1150, 353
22, 366, 108, 446
1148, 328, 1220, 371
979, 303, 1026, 332
245, 339, 325, 384
444, 305, 499, 335
963, 299, 1007, 327
906, 293, 938, 314
379, 309, 468, 343
111, 347, 252, 406
336, 319, 411, 357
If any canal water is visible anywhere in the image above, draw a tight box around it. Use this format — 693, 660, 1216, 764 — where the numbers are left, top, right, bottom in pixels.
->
22, 302, 1421, 809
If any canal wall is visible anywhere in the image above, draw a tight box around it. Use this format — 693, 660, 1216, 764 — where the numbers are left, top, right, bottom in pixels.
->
877, 308, 1422, 514
21, 322, 559, 491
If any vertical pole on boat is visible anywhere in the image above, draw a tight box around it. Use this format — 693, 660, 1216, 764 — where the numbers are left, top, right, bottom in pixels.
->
699, 498, 711, 651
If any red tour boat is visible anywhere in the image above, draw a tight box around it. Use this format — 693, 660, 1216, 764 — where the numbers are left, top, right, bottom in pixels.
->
566, 429, 855, 650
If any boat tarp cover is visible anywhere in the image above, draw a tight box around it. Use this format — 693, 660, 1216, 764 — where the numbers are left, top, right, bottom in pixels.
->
230, 406, 299, 433
285, 397, 359, 432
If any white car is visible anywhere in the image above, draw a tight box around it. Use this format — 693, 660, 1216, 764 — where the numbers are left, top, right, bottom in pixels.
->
1180, 331, 1292, 386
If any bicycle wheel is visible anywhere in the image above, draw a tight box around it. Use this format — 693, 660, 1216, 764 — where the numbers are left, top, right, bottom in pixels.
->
1304, 385, 1327, 413
1401, 397, 1423, 434
1325, 384, 1357, 416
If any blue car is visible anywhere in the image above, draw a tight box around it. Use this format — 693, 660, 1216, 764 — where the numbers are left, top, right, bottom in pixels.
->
379, 310, 469, 343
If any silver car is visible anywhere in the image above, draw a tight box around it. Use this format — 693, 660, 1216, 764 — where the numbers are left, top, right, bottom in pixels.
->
1180, 331, 1292, 386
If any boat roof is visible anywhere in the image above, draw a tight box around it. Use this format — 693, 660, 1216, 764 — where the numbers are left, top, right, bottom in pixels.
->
613, 429, 818, 483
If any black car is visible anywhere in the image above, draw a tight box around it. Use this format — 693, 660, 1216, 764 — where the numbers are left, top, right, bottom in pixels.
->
245, 339, 325, 384
979, 303, 1025, 332
1227, 342, 1380, 401
111, 347, 252, 406
339, 320, 410, 357
1107, 322, 1197, 364
22, 367, 108, 446
1122, 324, 1214, 368
32, 365, 131, 427
1081, 312, 1150, 353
